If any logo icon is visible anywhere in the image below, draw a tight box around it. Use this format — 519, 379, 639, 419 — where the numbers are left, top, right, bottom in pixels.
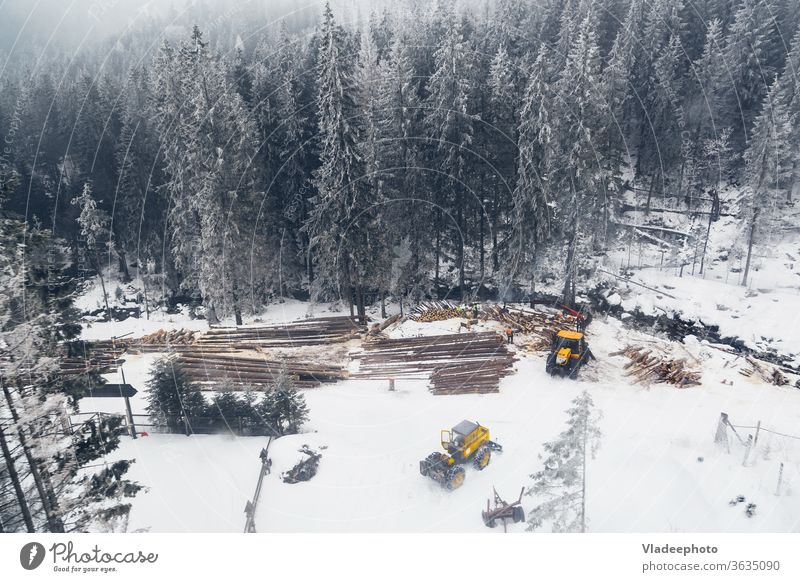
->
20, 542, 46, 570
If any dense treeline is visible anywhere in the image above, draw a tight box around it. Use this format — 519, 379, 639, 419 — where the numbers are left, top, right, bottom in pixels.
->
1, 0, 799, 320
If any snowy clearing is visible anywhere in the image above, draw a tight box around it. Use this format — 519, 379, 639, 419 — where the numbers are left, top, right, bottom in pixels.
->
96, 317, 800, 533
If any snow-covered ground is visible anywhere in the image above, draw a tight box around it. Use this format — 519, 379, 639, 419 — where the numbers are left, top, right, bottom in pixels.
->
95, 316, 800, 533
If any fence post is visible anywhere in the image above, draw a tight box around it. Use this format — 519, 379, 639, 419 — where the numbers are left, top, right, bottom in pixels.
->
714, 412, 729, 452
244, 439, 273, 533
742, 434, 753, 467
775, 463, 784, 496
753, 420, 761, 448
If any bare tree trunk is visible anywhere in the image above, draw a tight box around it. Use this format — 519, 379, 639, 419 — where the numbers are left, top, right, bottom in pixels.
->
2, 383, 64, 532
0, 422, 34, 532
699, 210, 713, 275
434, 212, 441, 295
206, 302, 220, 326
742, 207, 760, 287
231, 281, 243, 326
117, 247, 131, 283
94, 255, 112, 322
355, 281, 366, 321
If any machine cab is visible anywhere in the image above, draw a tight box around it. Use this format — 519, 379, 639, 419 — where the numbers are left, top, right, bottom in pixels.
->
553, 330, 584, 364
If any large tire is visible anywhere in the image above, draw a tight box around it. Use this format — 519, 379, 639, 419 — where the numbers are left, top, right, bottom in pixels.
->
512, 506, 525, 523
421, 451, 443, 477
473, 446, 491, 470
546, 355, 558, 376
445, 466, 465, 490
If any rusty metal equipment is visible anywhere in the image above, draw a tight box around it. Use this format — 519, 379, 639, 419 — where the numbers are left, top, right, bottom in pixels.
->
482, 487, 525, 530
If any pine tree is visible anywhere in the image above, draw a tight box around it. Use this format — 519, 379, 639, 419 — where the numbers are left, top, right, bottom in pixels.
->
552, 8, 606, 303
304, 3, 382, 319
741, 78, 793, 286
1, 214, 137, 532
604, 0, 644, 153
507, 47, 554, 296
424, 8, 475, 296
380, 28, 431, 301
153, 27, 264, 324
723, 0, 778, 145
257, 365, 309, 436
526, 391, 602, 533
145, 358, 208, 433
776, 24, 800, 199
72, 183, 114, 320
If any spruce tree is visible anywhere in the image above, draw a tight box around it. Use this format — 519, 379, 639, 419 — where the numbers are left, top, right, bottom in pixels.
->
304, 3, 382, 319
527, 391, 602, 533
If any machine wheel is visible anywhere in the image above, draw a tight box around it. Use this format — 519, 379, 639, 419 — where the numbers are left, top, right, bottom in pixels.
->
426, 452, 443, 464
445, 466, 465, 490
421, 451, 443, 477
485, 517, 497, 528
512, 506, 525, 523
473, 446, 491, 470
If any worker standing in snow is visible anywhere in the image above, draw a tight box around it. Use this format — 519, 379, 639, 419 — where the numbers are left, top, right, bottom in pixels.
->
472, 303, 479, 319
505, 325, 514, 344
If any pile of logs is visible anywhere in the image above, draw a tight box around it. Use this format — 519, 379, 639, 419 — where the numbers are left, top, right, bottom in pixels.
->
411, 302, 577, 352
482, 305, 577, 351
739, 356, 790, 386
60, 340, 127, 376
174, 349, 347, 390
411, 300, 462, 322
352, 332, 516, 394
193, 316, 365, 349
610, 345, 702, 387
128, 329, 197, 352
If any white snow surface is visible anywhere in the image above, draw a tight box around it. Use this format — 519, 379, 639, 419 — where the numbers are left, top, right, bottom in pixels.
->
95, 314, 800, 533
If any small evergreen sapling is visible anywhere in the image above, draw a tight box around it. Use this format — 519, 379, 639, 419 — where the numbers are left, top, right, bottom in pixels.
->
526, 390, 602, 533
145, 358, 208, 433
257, 365, 309, 436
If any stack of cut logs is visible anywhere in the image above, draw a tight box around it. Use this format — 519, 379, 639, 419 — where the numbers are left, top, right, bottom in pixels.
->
411, 302, 577, 351
411, 300, 462, 322
610, 345, 701, 387
352, 332, 516, 394
739, 356, 790, 386
174, 350, 347, 390
482, 305, 577, 351
60, 340, 127, 376
128, 329, 198, 353
193, 316, 365, 349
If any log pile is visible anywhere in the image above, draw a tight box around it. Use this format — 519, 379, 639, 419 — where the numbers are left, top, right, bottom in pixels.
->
610, 345, 701, 387
482, 305, 577, 351
352, 332, 516, 394
193, 316, 365, 349
60, 340, 127, 376
368, 313, 402, 336
174, 349, 347, 390
128, 329, 197, 352
739, 356, 790, 386
411, 300, 461, 322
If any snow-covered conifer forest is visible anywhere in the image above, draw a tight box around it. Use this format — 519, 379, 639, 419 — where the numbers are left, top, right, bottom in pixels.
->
1, 0, 800, 533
